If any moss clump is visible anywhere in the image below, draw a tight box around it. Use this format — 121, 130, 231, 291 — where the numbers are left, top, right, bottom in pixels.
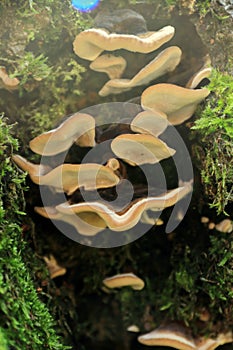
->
0, 116, 70, 350
192, 69, 233, 214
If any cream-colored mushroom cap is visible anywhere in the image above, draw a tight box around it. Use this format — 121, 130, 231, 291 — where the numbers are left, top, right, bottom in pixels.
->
12, 154, 51, 177
99, 46, 182, 96
73, 26, 175, 61
0, 67, 20, 90
215, 219, 233, 233
35, 206, 107, 236
12, 156, 120, 195
141, 83, 210, 125
131, 110, 168, 137
90, 54, 127, 79
186, 67, 212, 89
35, 184, 192, 233
138, 324, 196, 350
29, 112, 96, 156
103, 273, 145, 290
111, 133, 175, 166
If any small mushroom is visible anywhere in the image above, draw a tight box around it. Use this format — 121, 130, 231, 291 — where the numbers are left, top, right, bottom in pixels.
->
138, 323, 196, 350
99, 46, 182, 96
13, 156, 120, 195
127, 325, 140, 333
0, 67, 19, 91
141, 83, 210, 125
111, 133, 175, 166
103, 273, 145, 290
29, 112, 96, 156
131, 110, 168, 137
35, 184, 192, 233
215, 219, 233, 233
73, 26, 175, 61
90, 54, 127, 79
43, 255, 66, 279
186, 67, 212, 89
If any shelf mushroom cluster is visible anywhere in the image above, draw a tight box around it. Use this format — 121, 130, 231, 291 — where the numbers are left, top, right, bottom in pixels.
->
12, 16, 211, 238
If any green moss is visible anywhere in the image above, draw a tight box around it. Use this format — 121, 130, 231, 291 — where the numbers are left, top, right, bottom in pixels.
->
0, 116, 70, 350
192, 69, 233, 214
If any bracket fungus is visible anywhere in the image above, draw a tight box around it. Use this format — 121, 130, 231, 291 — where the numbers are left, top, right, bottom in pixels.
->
89, 54, 127, 79
29, 112, 96, 156
138, 323, 196, 350
141, 83, 210, 125
13, 155, 120, 195
73, 26, 175, 61
34, 184, 192, 234
103, 273, 145, 290
98, 46, 182, 96
111, 133, 175, 166
130, 110, 168, 137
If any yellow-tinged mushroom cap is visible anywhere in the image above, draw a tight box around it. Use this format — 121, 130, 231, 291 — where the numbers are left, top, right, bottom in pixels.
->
90, 54, 127, 79
141, 83, 210, 125
35, 184, 192, 233
138, 323, 196, 350
131, 110, 168, 137
73, 26, 175, 61
111, 133, 175, 166
103, 273, 145, 290
12, 156, 120, 195
29, 112, 96, 156
99, 46, 182, 96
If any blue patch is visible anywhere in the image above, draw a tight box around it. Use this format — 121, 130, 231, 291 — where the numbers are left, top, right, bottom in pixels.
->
71, 0, 100, 12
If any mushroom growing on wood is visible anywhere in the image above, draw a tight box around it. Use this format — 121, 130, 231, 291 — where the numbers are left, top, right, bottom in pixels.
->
29, 112, 96, 156
186, 66, 212, 89
130, 110, 168, 137
0, 67, 19, 90
215, 219, 233, 233
103, 273, 145, 290
141, 83, 210, 125
35, 206, 106, 236
73, 26, 175, 61
12, 155, 120, 195
111, 133, 175, 166
90, 54, 127, 79
35, 184, 192, 234
99, 46, 182, 96
138, 323, 196, 350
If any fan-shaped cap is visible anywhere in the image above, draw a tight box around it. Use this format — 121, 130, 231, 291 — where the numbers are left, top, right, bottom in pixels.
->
111, 133, 175, 166
131, 110, 168, 137
12, 156, 120, 195
90, 54, 127, 79
43, 255, 66, 279
141, 83, 210, 125
35, 184, 192, 233
73, 26, 175, 61
103, 273, 145, 290
138, 323, 196, 350
29, 112, 96, 156
99, 46, 182, 96
35, 206, 106, 236
186, 67, 212, 89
